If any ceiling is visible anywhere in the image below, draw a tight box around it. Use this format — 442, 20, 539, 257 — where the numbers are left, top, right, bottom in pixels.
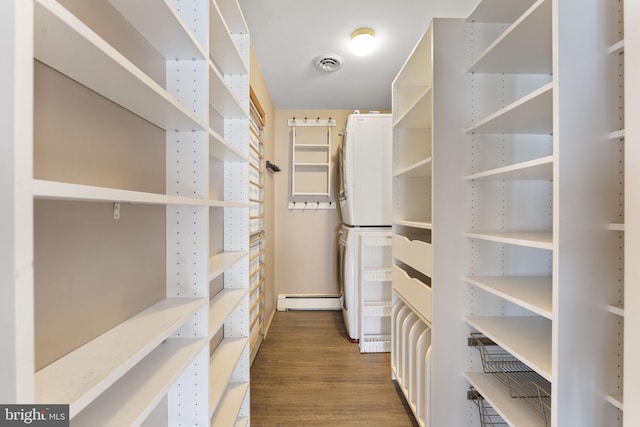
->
238, 0, 478, 110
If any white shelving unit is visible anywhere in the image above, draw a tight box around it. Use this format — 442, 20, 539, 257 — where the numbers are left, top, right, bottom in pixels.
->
393, 1, 631, 425
391, 20, 450, 426
457, 0, 622, 425
391, 22, 440, 427
358, 232, 393, 353
2, 0, 250, 424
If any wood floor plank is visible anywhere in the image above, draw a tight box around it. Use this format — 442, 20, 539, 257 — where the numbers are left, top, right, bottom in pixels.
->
250, 311, 417, 426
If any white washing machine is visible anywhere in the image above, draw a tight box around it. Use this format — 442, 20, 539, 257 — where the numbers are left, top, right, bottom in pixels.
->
338, 224, 390, 342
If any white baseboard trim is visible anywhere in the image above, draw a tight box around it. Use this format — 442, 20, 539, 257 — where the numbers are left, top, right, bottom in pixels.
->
276, 294, 341, 311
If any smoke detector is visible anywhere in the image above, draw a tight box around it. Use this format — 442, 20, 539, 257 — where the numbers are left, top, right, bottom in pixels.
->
314, 54, 344, 72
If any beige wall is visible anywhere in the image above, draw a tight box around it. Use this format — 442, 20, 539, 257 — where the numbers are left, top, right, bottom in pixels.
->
249, 48, 277, 325
273, 109, 353, 297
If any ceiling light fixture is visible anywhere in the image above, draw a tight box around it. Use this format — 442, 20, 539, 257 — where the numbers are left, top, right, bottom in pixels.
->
350, 28, 376, 56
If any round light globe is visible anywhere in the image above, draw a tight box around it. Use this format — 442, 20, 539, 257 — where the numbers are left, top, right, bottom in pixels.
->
350, 28, 376, 56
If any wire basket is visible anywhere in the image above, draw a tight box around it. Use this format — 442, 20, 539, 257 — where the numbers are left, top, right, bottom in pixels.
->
469, 388, 508, 427
470, 333, 551, 426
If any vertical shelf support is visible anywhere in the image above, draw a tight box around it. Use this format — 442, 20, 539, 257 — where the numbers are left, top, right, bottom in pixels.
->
0, 0, 35, 403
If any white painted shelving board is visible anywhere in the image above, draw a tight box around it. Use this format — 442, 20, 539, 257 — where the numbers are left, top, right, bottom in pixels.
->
209, 132, 250, 163
393, 88, 433, 129
210, 382, 249, 427
216, 0, 249, 34
34, 0, 208, 132
208, 252, 247, 281
465, 276, 552, 319
209, 67, 248, 119
468, 0, 552, 74
467, 0, 537, 23
394, 157, 433, 178
465, 83, 553, 135
464, 156, 553, 181
209, 1, 248, 75
465, 372, 546, 427
209, 338, 248, 417
393, 220, 433, 230
208, 289, 248, 338
71, 338, 206, 426
108, 0, 206, 60
465, 231, 553, 250
466, 315, 552, 381
35, 298, 207, 417
33, 180, 208, 206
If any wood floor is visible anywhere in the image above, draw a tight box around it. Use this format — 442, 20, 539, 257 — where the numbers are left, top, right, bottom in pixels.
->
250, 310, 418, 426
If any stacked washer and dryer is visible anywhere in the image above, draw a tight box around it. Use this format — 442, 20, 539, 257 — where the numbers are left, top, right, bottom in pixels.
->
338, 112, 393, 350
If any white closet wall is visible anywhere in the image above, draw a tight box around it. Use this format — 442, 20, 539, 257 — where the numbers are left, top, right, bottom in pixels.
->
2, 0, 251, 425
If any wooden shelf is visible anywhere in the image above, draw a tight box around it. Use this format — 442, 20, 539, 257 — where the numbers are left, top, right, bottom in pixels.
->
465, 231, 553, 250
209, 252, 247, 281
394, 157, 433, 178
393, 87, 433, 129
108, 0, 206, 60
465, 372, 546, 427
210, 382, 249, 427
466, 316, 552, 381
465, 276, 552, 319
467, 0, 537, 23
34, 0, 207, 132
464, 156, 553, 181
208, 289, 248, 338
209, 338, 248, 417
468, 0, 552, 74
35, 298, 207, 417
71, 338, 206, 426
465, 83, 553, 135
209, 0, 248, 75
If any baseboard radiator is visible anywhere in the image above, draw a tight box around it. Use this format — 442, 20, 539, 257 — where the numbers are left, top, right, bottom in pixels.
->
276, 294, 341, 311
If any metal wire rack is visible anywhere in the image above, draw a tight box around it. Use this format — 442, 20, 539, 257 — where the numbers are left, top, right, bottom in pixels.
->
469, 333, 551, 426
468, 388, 508, 427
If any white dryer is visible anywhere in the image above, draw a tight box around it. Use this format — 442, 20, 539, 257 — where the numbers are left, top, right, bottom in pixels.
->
338, 113, 392, 227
